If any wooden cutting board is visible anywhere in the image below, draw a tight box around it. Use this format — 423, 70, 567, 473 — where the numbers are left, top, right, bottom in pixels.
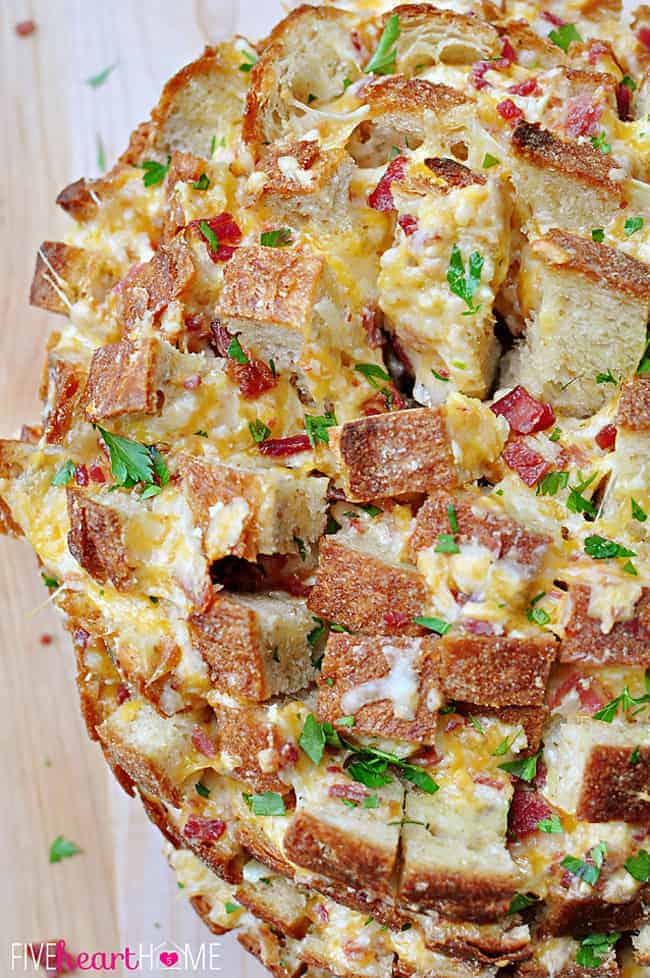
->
0, 2, 280, 974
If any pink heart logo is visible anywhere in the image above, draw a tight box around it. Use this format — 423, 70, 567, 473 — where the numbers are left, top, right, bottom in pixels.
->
160, 951, 179, 967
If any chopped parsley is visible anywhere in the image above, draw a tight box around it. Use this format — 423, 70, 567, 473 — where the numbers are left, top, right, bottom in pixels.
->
294, 535, 307, 560
447, 504, 459, 533
624, 216, 644, 236
199, 219, 219, 253
239, 50, 258, 72
361, 794, 379, 809
566, 471, 599, 517
482, 153, 500, 169
49, 835, 82, 863
225, 901, 241, 914
576, 934, 620, 969
41, 572, 60, 590
191, 173, 210, 191
413, 615, 452, 636
249, 419, 271, 444
337, 716, 355, 727
584, 534, 635, 561
307, 617, 327, 649
355, 363, 391, 388
299, 714, 342, 765
85, 63, 117, 88
242, 791, 286, 816
492, 732, 518, 756
435, 533, 460, 554
549, 427, 562, 442
548, 23, 582, 52
359, 504, 383, 517
348, 744, 438, 794
96, 426, 168, 496
51, 459, 76, 486
639, 328, 650, 375
447, 244, 484, 315
537, 813, 563, 834
591, 229, 605, 243
431, 369, 450, 382
527, 601, 551, 627
195, 781, 210, 799
227, 336, 248, 364
632, 498, 647, 522
468, 715, 486, 735
96, 133, 106, 173
141, 157, 170, 187
590, 131, 611, 154
536, 470, 568, 496
624, 848, 650, 882
561, 842, 607, 886
621, 75, 637, 91
630, 745, 641, 765
508, 892, 538, 915
596, 369, 618, 385
260, 228, 293, 247
194, 430, 208, 438
305, 411, 337, 447
593, 686, 649, 723
365, 14, 400, 75
498, 751, 540, 782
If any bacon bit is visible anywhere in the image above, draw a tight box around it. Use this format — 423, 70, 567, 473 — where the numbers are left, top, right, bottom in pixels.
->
351, 29, 363, 55
409, 745, 440, 766
210, 322, 233, 358
39, 634, 53, 646
258, 433, 311, 456
192, 725, 218, 758
384, 610, 409, 629
227, 357, 277, 400
533, 758, 547, 790
343, 940, 370, 959
508, 77, 541, 97
398, 213, 418, 235
190, 213, 242, 262
281, 574, 312, 598
497, 98, 524, 122
185, 313, 207, 332
491, 385, 555, 434
73, 464, 89, 487
88, 462, 106, 484
15, 20, 36, 36
368, 156, 407, 211
473, 773, 504, 789
549, 671, 609, 714
542, 10, 566, 26
616, 82, 633, 121
117, 683, 131, 705
595, 423, 617, 451
326, 765, 343, 774
361, 384, 406, 416
638, 27, 650, 51
72, 628, 90, 651
362, 305, 384, 348
183, 816, 226, 842
565, 96, 603, 138
501, 38, 518, 65
28, 941, 76, 976
329, 782, 369, 803
183, 373, 202, 391
587, 41, 610, 64
508, 783, 552, 839
503, 439, 553, 487
315, 903, 330, 923
463, 618, 496, 636
280, 741, 300, 766
471, 61, 491, 90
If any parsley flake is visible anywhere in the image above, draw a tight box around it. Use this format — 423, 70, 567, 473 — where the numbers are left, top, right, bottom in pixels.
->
242, 791, 286, 816
447, 504, 459, 533
305, 411, 337, 447
360, 504, 383, 517
584, 534, 635, 560
413, 615, 452, 635
41, 572, 60, 590
261, 228, 293, 247
435, 533, 460, 554
355, 363, 391, 388
191, 173, 210, 191
622, 75, 637, 91
447, 244, 484, 315
96, 426, 168, 495
483, 153, 500, 169
239, 50, 258, 72
596, 369, 618, 385
141, 157, 170, 187
576, 933, 620, 969
624, 849, 650, 882
365, 14, 400, 75
307, 617, 327, 649
195, 781, 210, 799
85, 63, 117, 88
537, 470, 569, 497
49, 835, 83, 863
249, 419, 270, 444
225, 901, 241, 914
624, 216, 644, 236
548, 23, 582, 52
52, 459, 76, 486
561, 843, 607, 886
227, 336, 248, 364
96, 133, 106, 173
199, 219, 219, 253
431, 369, 450, 382
590, 131, 611, 154
537, 813, 563, 834
499, 751, 540, 782
591, 229, 605, 243
630, 745, 641, 765
508, 892, 538, 915
632, 498, 647, 522
593, 686, 649, 723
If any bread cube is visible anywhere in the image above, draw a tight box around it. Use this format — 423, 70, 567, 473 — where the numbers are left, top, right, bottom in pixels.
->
168, 847, 242, 935
390, 4, 499, 75
67, 489, 134, 590
513, 937, 618, 978
191, 592, 316, 702
502, 230, 650, 417
317, 633, 442, 744
42, 356, 85, 444
237, 922, 304, 978
237, 870, 310, 938
116, 235, 195, 330
299, 898, 395, 978
83, 337, 168, 423
542, 717, 650, 822
561, 585, 650, 666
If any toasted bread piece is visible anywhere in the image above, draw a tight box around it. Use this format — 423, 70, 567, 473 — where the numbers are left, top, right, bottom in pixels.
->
191, 591, 316, 702
307, 537, 427, 637
498, 20, 568, 69
317, 633, 442, 744
513, 937, 618, 978
542, 717, 650, 823
330, 408, 457, 502
561, 585, 650, 666
168, 846, 244, 935
632, 923, 650, 964
617, 374, 650, 430
243, 5, 361, 152
420, 913, 531, 966
116, 236, 195, 330
299, 898, 395, 978
390, 4, 499, 74
56, 177, 100, 222
284, 765, 404, 895
180, 453, 327, 562
30, 242, 120, 315
398, 782, 518, 922
42, 356, 85, 444
237, 921, 304, 978
502, 230, 650, 416
510, 122, 628, 234
83, 337, 168, 422
236, 871, 310, 939
66, 489, 134, 589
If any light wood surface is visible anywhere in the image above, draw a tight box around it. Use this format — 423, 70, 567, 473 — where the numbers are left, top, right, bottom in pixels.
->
0, 2, 282, 974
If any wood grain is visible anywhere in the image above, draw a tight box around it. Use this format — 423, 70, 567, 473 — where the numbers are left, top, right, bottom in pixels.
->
0, 1, 280, 973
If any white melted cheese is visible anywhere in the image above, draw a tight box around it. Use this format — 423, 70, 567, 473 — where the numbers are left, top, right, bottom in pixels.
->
340, 641, 433, 720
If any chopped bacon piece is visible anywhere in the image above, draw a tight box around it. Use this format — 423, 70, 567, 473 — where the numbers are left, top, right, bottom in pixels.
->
491, 385, 555, 434
116, 683, 131, 705
74, 464, 89, 487
326, 765, 343, 774
565, 96, 603, 138
464, 618, 496, 636
189, 213, 242, 262
15, 19, 36, 36
616, 82, 633, 121
89, 462, 106, 484
40, 634, 53, 646
542, 10, 566, 26
549, 671, 609, 714
351, 30, 363, 55
409, 745, 440, 766
280, 741, 300, 766
473, 774, 504, 789
210, 322, 233, 358
501, 38, 518, 65
183, 816, 226, 842
281, 574, 312, 598
533, 759, 547, 790
497, 99, 524, 122
315, 903, 330, 923
362, 305, 384, 348
508, 783, 552, 839
508, 78, 541, 97
368, 156, 407, 212
638, 27, 650, 51
329, 782, 369, 803
227, 357, 277, 400
595, 423, 617, 451
258, 434, 311, 456
503, 439, 553, 487
587, 41, 610, 64
398, 213, 418, 235
192, 726, 218, 758
384, 610, 409, 629
361, 384, 406, 415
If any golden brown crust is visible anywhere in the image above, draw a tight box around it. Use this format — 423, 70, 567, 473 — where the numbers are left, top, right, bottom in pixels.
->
30, 241, 87, 315
538, 877, 648, 938
118, 121, 153, 166
43, 358, 84, 444
209, 696, 290, 795
498, 20, 568, 68
617, 375, 650, 430
457, 703, 548, 755
331, 408, 457, 503
235, 820, 297, 879
116, 236, 195, 328
398, 866, 516, 923
190, 594, 268, 700
560, 585, 650, 666
424, 157, 485, 190
389, 3, 499, 60
514, 961, 618, 978
438, 633, 557, 708
0, 497, 23, 537
256, 140, 345, 198
83, 337, 164, 423
317, 634, 441, 744
188, 894, 228, 937
215, 245, 323, 332
180, 455, 260, 561
307, 538, 427, 636
531, 230, 650, 301
236, 881, 310, 939
96, 723, 182, 808
66, 489, 133, 589
362, 75, 469, 115
511, 122, 623, 195
576, 744, 650, 822
55, 177, 99, 222
139, 789, 184, 848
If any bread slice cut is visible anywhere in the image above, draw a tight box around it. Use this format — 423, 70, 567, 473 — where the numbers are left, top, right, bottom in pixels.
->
502, 230, 650, 417
83, 336, 168, 422
236, 870, 310, 939
30, 241, 120, 315
390, 4, 499, 75
560, 585, 650, 666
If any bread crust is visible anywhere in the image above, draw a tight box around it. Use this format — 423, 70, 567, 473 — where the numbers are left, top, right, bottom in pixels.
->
83, 337, 165, 423
531, 230, 650, 301
66, 489, 133, 589
560, 585, 650, 666
617, 375, 650, 430
511, 122, 622, 195
576, 744, 650, 822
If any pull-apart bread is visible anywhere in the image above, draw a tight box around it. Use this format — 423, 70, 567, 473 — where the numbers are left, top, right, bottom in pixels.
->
11, 0, 650, 976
